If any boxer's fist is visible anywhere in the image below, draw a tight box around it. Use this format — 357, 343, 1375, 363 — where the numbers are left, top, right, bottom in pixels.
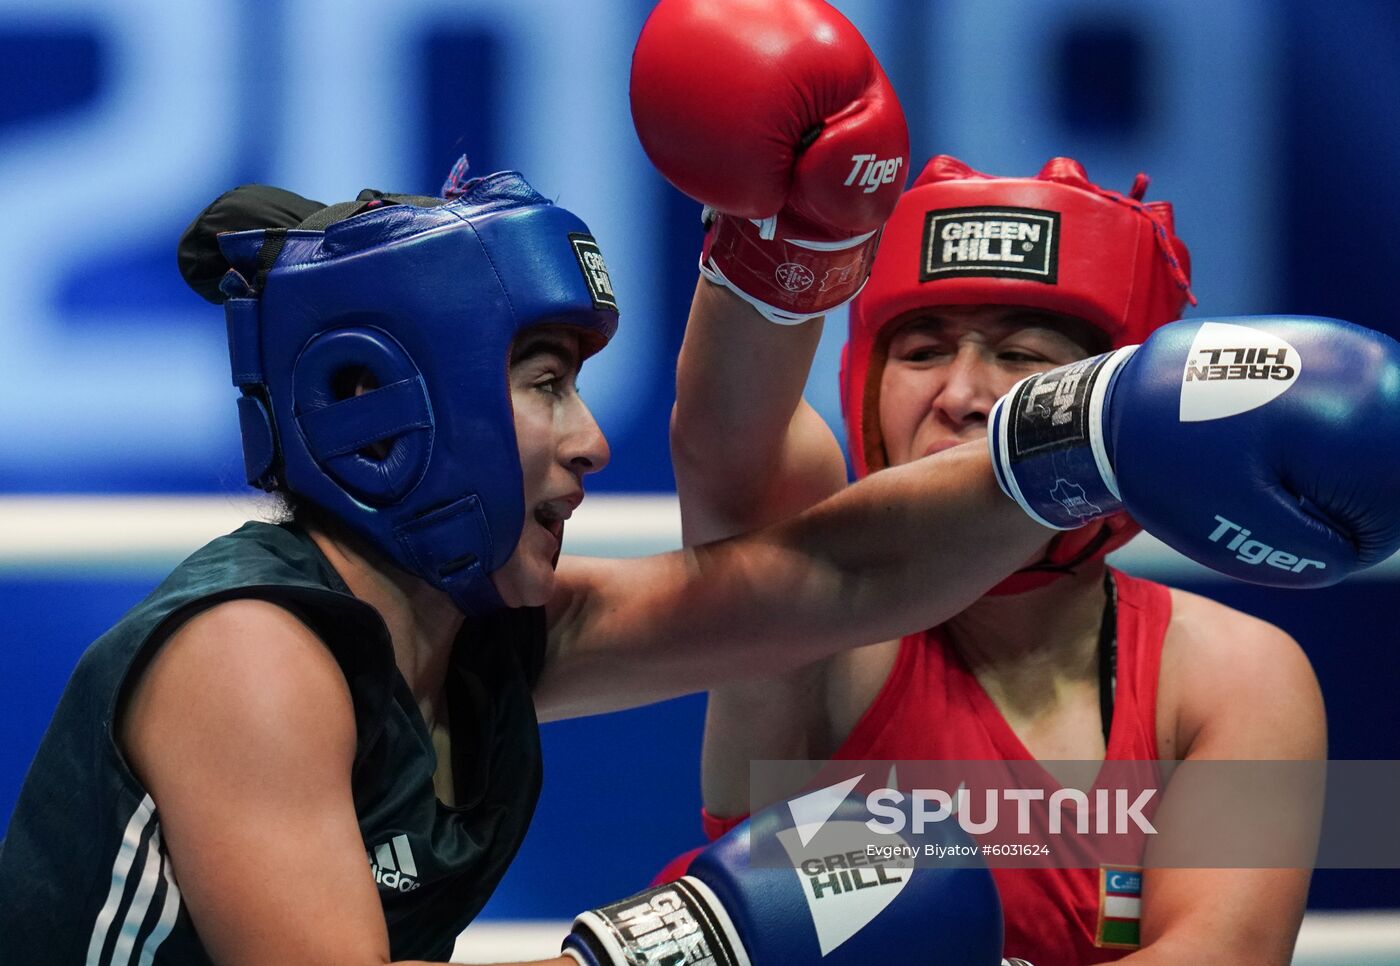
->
988, 316, 1400, 587
631, 0, 909, 323
564, 795, 1003, 965
631, 0, 906, 233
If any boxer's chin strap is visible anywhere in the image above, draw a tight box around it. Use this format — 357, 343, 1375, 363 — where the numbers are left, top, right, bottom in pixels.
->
1017, 524, 1117, 576
983, 513, 1140, 597
394, 496, 508, 617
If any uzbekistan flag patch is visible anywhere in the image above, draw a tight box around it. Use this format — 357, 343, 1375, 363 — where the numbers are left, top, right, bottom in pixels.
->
1095, 865, 1143, 949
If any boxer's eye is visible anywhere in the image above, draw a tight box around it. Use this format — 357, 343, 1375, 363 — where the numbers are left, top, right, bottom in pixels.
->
998, 350, 1046, 364
897, 343, 950, 363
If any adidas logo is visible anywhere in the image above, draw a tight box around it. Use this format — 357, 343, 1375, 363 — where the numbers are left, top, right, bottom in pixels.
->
368, 834, 422, 893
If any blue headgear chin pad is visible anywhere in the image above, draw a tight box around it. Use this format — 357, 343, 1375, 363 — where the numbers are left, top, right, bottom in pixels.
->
218, 172, 619, 615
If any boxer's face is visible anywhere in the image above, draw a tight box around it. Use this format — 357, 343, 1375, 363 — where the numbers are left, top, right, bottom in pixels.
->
877, 305, 1104, 467
492, 326, 610, 608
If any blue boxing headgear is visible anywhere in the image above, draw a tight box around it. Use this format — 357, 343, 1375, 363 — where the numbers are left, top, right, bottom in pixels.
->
214, 172, 619, 615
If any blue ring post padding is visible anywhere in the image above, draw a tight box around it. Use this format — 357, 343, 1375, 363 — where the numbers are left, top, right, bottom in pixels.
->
297, 378, 431, 459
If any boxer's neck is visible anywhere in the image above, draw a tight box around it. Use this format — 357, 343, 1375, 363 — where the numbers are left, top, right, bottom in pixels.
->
944, 563, 1108, 690
307, 522, 465, 724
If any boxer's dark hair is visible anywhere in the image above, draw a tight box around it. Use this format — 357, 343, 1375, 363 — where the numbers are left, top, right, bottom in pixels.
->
179, 185, 449, 303
177, 186, 328, 519
178, 185, 326, 304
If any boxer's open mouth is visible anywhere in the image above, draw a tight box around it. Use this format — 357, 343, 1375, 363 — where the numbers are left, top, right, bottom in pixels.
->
535, 496, 579, 546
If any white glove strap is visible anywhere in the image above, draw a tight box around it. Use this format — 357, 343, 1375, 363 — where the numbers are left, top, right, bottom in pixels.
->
699, 255, 830, 325
701, 207, 876, 250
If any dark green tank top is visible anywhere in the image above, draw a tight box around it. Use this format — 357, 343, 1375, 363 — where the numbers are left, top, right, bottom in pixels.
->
0, 522, 546, 964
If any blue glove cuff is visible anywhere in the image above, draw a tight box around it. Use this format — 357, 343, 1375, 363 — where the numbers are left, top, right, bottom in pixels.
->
989, 346, 1136, 529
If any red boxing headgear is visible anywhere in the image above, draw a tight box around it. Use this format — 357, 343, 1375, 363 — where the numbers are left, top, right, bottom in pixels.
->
841, 155, 1194, 593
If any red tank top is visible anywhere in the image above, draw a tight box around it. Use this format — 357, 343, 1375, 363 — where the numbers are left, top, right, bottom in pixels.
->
827, 569, 1171, 965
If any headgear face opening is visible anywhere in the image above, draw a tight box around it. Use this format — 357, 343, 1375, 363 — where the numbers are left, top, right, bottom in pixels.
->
842, 155, 1193, 593
217, 172, 619, 615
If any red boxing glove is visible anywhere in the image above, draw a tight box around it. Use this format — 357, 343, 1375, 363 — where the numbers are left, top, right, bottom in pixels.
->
631, 0, 909, 323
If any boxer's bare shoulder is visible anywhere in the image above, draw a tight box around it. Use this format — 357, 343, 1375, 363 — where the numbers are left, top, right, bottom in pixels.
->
1157, 587, 1324, 761
119, 597, 357, 828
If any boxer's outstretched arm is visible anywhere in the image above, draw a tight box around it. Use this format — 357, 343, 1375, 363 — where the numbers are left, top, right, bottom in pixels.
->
542, 311, 1398, 719
536, 442, 1048, 720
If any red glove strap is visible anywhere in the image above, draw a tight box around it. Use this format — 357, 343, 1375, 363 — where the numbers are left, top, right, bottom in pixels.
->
701, 212, 881, 324
701, 806, 749, 842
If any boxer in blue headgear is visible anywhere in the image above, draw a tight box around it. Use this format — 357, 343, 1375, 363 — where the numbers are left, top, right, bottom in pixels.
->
214, 170, 618, 615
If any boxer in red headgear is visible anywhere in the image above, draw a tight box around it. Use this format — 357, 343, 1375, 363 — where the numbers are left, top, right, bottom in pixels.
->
843, 154, 1193, 593
667, 156, 1324, 965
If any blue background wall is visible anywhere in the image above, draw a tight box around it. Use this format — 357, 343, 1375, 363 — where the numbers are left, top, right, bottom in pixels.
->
1, 0, 1398, 918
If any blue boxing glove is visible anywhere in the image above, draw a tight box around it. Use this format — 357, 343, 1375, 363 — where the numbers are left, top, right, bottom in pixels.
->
988, 315, 1400, 587
562, 795, 1005, 965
